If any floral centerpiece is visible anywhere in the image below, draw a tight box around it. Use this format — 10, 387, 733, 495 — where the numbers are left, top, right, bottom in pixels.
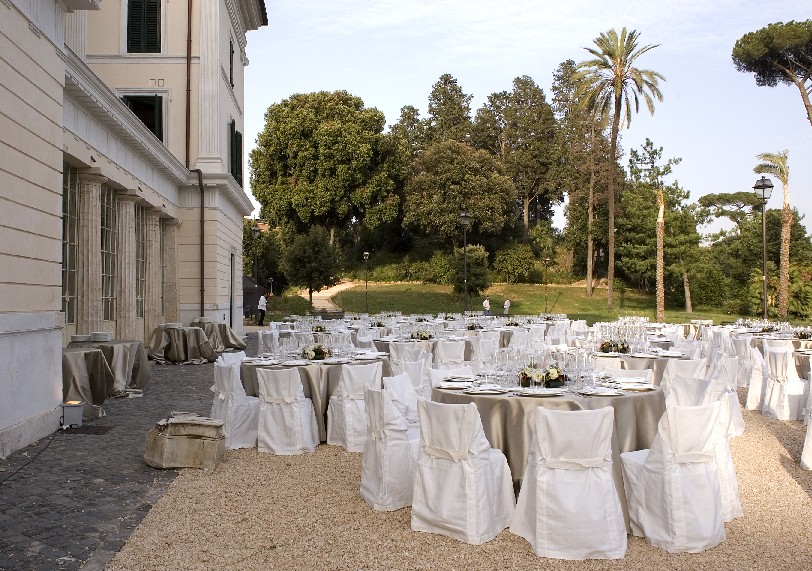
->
505, 320, 520, 327
415, 317, 429, 323
302, 343, 330, 360
410, 330, 433, 340
372, 321, 386, 328
796, 330, 812, 340
519, 363, 565, 388
467, 323, 483, 330
599, 340, 630, 354
761, 325, 779, 333
444, 314, 456, 321
312, 324, 327, 333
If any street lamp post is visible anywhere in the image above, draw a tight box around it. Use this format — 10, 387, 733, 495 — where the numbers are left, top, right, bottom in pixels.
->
543, 257, 551, 314
363, 251, 370, 314
250, 222, 260, 320
753, 176, 774, 320
460, 211, 472, 314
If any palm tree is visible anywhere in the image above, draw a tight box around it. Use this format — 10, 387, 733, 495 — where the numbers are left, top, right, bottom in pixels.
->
755, 150, 790, 319
575, 28, 664, 308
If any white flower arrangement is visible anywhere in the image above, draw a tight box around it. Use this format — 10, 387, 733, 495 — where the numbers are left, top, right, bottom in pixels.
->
302, 343, 330, 360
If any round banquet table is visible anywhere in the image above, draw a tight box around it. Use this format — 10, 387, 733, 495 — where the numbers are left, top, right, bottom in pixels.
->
795, 351, 811, 381
432, 385, 665, 531
241, 357, 391, 442
594, 353, 685, 385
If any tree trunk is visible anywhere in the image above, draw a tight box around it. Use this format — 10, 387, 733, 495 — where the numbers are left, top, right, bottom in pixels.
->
308, 288, 313, 311
329, 227, 335, 246
586, 135, 596, 298
791, 75, 812, 128
606, 100, 622, 309
655, 189, 665, 323
778, 199, 792, 319
523, 194, 530, 236
683, 269, 692, 313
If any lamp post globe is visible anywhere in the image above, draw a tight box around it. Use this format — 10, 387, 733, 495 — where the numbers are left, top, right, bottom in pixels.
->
753, 176, 774, 320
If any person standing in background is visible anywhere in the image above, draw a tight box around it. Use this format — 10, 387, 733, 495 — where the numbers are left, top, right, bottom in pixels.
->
503, 298, 510, 315
257, 293, 267, 326
483, 297, 491, 316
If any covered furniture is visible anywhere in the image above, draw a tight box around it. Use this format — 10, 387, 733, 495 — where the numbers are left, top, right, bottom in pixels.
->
511, 407, 626, 560
66, 339, 150, 391
620, 402, 725, 553
327, 361, 383, 452
62, 347, 115, 420
148, 326, 217, 364
360, 386, 419, 511
411, 399, 515, 545
255, 367, 318, 455
211, 361, 259, 449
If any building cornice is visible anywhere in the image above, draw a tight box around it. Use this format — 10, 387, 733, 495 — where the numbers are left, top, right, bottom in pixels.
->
63, 47, 192, 186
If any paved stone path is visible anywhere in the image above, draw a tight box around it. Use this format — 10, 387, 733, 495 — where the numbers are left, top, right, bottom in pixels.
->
0, 334, 258, 571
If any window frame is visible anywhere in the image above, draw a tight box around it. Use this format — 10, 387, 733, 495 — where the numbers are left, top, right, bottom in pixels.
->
61, 163, 80, 325
229, 119, 243, 187
134, 203, 146, 319
118, 89, 169, 144
126, 0, 161, 54
100, 185, 119, 322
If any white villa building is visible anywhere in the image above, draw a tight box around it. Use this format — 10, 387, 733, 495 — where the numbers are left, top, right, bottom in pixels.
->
0, 0, 267, 457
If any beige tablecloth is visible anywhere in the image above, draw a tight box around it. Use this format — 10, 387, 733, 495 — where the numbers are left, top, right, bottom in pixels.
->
594, 353, 684, 385
433, 386, 665, 531
67, 340, 150, 391
241, 357, 392, 442
795, 352, 811, 380
147, 327, 217, 364
189, 321, 246, 353
62, 348, 115, 419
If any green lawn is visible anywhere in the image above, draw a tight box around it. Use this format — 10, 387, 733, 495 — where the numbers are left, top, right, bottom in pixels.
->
333, 283, 740, 325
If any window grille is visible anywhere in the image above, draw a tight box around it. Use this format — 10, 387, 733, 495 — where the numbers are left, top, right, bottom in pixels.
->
100, 186, 118, 321
61, 163, 79, 324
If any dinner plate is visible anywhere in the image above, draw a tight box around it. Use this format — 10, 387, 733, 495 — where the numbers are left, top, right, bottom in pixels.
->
462, 388, 509, 395
443, 375, 476, 382
518, 388, 566, 397
436, 382, 473, 390
323, 358, 351, 364
622, 384, 658, 392
356, 354, 383, 360
629, 353, 658, 359
281, 360, 308, 367
577, 387, 624, 397
251, 360, 281, 366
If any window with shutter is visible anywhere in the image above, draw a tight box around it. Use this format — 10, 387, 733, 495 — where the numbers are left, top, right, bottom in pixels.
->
229, 119, 243, 187
127, 0, 161, 53
229, 38, 235, 88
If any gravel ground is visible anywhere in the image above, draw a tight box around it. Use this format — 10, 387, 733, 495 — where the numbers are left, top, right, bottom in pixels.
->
107, 391, 812, 571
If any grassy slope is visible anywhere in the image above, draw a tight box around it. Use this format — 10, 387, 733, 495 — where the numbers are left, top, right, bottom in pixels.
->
333, 283, 737, 325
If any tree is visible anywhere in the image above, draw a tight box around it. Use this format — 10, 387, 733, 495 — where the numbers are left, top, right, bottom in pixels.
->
732, 20, 812, 127
754, 150, 791, 319
575, 28, 665, 308
493, 243, 536, 284
472, 76, 560, 233
249, 91, 402, 241
281, 226, 340, 308
451, 244, 490, 299
697, 192, 763, 226
627, 139, 681, 321
425, 74, 473, 144
403, 141, 516, 242
242, 220, 287, 294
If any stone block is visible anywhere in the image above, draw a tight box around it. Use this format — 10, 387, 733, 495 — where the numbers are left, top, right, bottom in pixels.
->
144, 413, 225, 470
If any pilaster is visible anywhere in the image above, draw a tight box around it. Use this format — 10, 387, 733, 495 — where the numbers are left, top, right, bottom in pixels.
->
116, 195, 138, 340
144, 209, 163, 339
162, 219, 181, 323
195, 0, 223, 173
76, 172, 104, 334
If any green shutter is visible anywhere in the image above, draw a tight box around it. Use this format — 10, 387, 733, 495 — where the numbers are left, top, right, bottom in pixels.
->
235, 130, 243, 187
144, 0, 160, 53
127, 0, 144, 52
127, 0, 160, 53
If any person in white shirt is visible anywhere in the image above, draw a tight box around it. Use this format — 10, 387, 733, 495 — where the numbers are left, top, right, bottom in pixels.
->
483, 297, 491, 316
257, 293, 267, 326
503, 298, 510, 315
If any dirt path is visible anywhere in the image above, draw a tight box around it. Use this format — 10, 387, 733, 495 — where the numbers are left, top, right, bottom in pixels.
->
298, 281, 358, 312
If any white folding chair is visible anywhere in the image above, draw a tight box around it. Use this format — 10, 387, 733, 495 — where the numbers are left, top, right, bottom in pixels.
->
411, 399, 515, 545
216, 351, 245, 365
508, 328, 530, 349
511, 407, 626, 560
435, 340, 465, 369
621, 402, 725, 553
383, 373, 419, 429
801, 378, 812, 469
360, 386, 420, 511
327, 361, 383, 452
255, 367, 318, 455
660, 358, 708, 391
763, 348, 807, 421
402, 358, 430, 399
745, 346, 768, 411
210, 362, 259, 449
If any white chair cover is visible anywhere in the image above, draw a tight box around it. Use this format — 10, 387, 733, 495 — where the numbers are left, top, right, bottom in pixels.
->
510, 407, 626, 560
383, 373, 419, 428
664, 375, 711, 408
508, 328, 530, 349
356, 335, 375, 350
402, 358, 430, 399
675, 339, 701, 359
327, 361, 383, 452
216, 351, 246, 365
763, 348, 807, 421
476, 338, 497, 369
411, 399, 515, 545
428, 365, 474, 387
360, 387, 420, 511
593, 357, 623, 372
745, 346, 768, 411
660, 358, 707, 391
621, 402, 725, 553
255, 367, 318, 455
435, 340, 465, 369
210, 362, 259, 449
801, 382, 812, 469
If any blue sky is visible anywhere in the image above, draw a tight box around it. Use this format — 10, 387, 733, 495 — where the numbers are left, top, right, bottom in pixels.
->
243, 1, 812, 236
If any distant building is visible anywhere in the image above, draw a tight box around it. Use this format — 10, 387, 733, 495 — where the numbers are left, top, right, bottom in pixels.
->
0, 0, 266, 457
